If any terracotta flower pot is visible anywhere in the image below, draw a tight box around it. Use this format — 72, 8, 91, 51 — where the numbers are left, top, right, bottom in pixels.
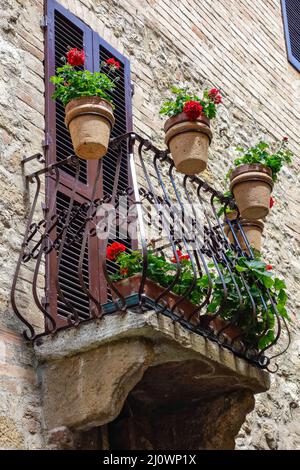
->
113, 274, 243, 344
164, 112, 212, 175
64, 96, 115, 160
200, 315, 244, 344
113, 274, 197, 323
229, 164, 273, 220
226, 219, 264, 252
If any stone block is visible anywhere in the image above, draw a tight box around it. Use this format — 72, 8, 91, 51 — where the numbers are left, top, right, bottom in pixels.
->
40, 337, 154, 430
0, 415, 24, 449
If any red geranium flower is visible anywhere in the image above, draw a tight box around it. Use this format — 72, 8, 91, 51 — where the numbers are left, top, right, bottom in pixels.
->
208, 88, 222, 104
171, 250, 182, 263
106, 242, 126, 261
66, 48, 85, 67
106, 57, 121, 69
269, 196, 275, 209
283, 136, 289, 142
214, 94, 222, 104
266, 264, 273, 271
183, 101, 203, 120
208, 88, 219, 98
171, 250, 190, 263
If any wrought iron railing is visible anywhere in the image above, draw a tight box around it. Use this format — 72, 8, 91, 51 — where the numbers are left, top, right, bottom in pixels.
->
11, 133, 290, 371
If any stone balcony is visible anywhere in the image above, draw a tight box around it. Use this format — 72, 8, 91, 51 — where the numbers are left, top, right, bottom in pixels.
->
12, 134, 289, 449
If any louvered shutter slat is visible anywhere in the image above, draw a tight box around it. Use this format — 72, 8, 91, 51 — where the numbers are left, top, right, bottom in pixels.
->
99, 46, 128, 197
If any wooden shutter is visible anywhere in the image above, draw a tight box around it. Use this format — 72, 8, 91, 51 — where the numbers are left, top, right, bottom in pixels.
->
45, 0, 133, 326
282, 0, 300, 71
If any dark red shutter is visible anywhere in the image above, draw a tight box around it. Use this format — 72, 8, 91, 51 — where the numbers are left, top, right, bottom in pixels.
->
45, 0, 133, 325
93, 35, 133, 301
282, 0, 300, 71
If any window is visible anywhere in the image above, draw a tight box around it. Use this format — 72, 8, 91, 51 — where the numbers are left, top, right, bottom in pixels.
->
282, 0, 300, 72
45, 0, 133, 327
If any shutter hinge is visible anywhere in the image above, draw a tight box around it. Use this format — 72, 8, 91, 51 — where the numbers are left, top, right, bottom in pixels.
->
131, 83, 135, 97
40, 15, 48, 29
42, 133, 51, 149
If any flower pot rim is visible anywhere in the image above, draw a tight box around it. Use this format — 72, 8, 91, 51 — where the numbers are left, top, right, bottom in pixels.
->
115, 273, 143, 283
65, 96, 113, 113
64, 95, 115, 130
114, 275, 244, 342
230, 163, 272, 181
114, 273, 198, 319
164, 111, 210, 133
114, 273, 197, 305
239, 219, 264, 230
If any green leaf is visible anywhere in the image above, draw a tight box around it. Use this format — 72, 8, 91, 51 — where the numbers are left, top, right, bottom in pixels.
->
259, 274, 274, 289
278, 289, 288, 304
274, 278, 286, 291
235, 265, 247, 272
276, 303, 290, 319
258, 330, 275, 349
207, 300, 219, 313
244, 260, 266, 270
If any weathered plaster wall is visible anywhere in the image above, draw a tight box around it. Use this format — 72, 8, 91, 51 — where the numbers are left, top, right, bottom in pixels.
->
0, 0, 299, 449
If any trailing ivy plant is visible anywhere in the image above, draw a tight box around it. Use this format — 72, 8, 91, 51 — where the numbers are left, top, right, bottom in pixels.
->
107, 243, 289, 350
226, 138, 293, 182
159, 86, 222, 120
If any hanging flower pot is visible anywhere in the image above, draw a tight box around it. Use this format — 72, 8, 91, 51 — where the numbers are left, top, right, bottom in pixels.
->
229, 164, 273, 219
164, 112, 212, 174
64, 96, 115, 160
227, 139, 293, 220
160, 87, 222, 175
51, 49, 120, 160
225, 219, 264, 252
200, 315, 244, 345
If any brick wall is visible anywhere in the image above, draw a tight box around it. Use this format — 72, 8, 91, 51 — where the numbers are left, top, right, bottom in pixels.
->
0, 0, 299, 449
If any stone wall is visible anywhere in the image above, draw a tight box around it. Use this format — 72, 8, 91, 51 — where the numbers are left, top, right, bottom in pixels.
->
0, 0, 299, 449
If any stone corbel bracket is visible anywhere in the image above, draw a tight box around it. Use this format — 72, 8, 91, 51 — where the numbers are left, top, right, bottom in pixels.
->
34, 311, 270, 449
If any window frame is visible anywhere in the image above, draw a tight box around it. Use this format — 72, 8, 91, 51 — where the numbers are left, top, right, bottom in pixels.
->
281, 0, 300, 72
